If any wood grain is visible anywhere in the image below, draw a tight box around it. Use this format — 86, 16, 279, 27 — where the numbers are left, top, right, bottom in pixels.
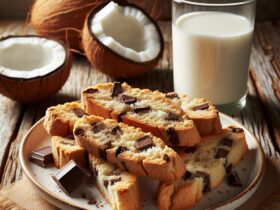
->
0, 20, 279, 190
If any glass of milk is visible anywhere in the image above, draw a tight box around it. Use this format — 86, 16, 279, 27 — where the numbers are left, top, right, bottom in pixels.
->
172, 0, 256, 114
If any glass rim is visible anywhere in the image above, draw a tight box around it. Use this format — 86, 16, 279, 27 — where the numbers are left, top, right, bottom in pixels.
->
173, 0, 256, 7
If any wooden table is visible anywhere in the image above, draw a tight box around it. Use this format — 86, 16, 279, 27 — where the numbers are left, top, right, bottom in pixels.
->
0, 20, 279, 190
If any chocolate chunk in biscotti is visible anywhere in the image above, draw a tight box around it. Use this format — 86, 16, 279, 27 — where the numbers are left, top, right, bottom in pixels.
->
30, 146, 54, 167
135, 136, 155, 151
91, 122, 105, 133
228, 171, 242, 187
111, 82, 123, 97
183, 170, 194, 181
74, 128, 84, 136
192, 103, 209, 111
220, 137, 233, 147
166, 92, 179, 99
163, 154, 170, 162
111, 126, 122, 135
195, 171, 211, 194
230, 127, 244, 133
83, 88, 98, 94
72, 108, 87, 118
184, 146, 197, 154
166, 127, 179, 145
133, 106, 151, 113
115, 146, 128, 157
215, 148, 229, 159
52, 160, 91, 194
165, 112, 180, 121
120, 95, 137, 105
98, 141, 112, 160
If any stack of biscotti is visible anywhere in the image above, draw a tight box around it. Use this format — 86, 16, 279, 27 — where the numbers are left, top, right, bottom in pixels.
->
157, 126, 248, 210
81, 82, 201, 147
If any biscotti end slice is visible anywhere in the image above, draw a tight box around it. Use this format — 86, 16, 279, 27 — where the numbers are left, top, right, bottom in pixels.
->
89, 154, 140, 210
51, 136, 87, 168
157, 126, 248, 210
74, 115, 185, 181
81, 82, 201, 147
44, 102, 87, 137
179, 96, 222, 136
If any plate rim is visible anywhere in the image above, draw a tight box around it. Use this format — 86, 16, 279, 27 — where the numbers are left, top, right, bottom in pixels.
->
19, 113, 266, 209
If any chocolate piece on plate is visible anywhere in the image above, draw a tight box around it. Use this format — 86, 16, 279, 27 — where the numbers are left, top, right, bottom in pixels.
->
135, 136, 155, 151
52, 160, 91, 194
228, 171, 242, 187
30, 146, 54, 167
192, 103, 209, 111
133, 106, 151, 113
120, 95, 137, 104
111, 82, 123, 97
72, 108, 87, 118
166, 112, 180, 121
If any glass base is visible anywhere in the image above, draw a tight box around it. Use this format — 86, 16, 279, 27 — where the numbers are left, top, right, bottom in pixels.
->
216, 95, 247, 115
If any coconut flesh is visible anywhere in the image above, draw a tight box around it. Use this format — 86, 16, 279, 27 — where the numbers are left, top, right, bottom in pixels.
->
0, 36, 66, 79
91, 1, 161, 62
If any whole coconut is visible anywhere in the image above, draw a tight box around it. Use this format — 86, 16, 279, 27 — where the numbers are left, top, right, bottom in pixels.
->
30, 0, 125, 52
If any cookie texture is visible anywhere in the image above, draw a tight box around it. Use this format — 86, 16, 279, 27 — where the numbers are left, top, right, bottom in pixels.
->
44, 102, 87, 137
81, 82, 201, 147
74, 115, 185, 181
157, 126, 248, 210
89, 154, 140, 210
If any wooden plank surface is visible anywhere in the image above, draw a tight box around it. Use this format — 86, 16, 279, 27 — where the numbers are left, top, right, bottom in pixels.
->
0, 20, 279, 189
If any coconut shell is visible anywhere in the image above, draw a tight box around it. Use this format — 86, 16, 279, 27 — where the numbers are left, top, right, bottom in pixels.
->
30, 0, 108, 52
82, 3, 164, 78
0, 35, 72, 104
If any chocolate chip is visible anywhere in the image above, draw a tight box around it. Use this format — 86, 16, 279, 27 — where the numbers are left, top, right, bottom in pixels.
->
72, 108, 87, 118
30, 146, 54, 167
74, 128, 84, 136
109, 177, 122, 185
91, 122, 105, 133
111, 126, 122, 135
103, 180, 109, 188
98, 142, 111, 160
226, 163, 232, 174
183, 170, 193, 181
215, 148, 229, 159
228, 171, 242, 187
133, 106, 151, 113
163, 154, 170, 162
230, 127, 244, 133
166, 92, 179, 99
115, 147, 128, 157
165, 112, 180, 121
83, 88, 98, 94
192, 103, 209, 111
111, 82, 123, 97
220, 138, 233, 147
195, 171, 211, 194
117, 113, 126, 122
120, 95, 137, 104
166, 127, 179, 145
88, 199, 97, 205
184, 146, 197, 154
135, 136, 155, 151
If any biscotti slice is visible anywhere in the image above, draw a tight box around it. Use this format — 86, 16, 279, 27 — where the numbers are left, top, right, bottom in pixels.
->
74, 115, 185, 181
81, 82, 201, 147
51, 136, 87, 168
157, 126, 248, 210
89, 154, 140, 210
44, 102, 87, 137
165, 93, 222, 136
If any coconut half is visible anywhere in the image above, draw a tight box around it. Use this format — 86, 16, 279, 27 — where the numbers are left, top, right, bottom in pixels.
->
82, 1, 164, 78
0, 36, 72, 103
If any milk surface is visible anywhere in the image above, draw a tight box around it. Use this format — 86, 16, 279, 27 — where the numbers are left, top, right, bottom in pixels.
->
172, 12, 253, 105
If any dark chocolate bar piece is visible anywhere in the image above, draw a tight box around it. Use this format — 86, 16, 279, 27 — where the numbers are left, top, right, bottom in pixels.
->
165, 112, 180, 121
228, 171, 242, 187
192, 103, 209, 111
120, 95, 137, 104
135, 136, 154, 151
30, 146, 54, 167
111, 82, 123, 97
166, 92, 179, 99
52, 160, 91, 194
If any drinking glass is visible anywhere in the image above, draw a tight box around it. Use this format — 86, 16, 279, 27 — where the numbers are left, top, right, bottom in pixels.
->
172, 0, 256, 114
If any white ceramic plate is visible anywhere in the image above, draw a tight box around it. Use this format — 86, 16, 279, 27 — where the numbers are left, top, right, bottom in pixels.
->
19, 113, 265, 210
